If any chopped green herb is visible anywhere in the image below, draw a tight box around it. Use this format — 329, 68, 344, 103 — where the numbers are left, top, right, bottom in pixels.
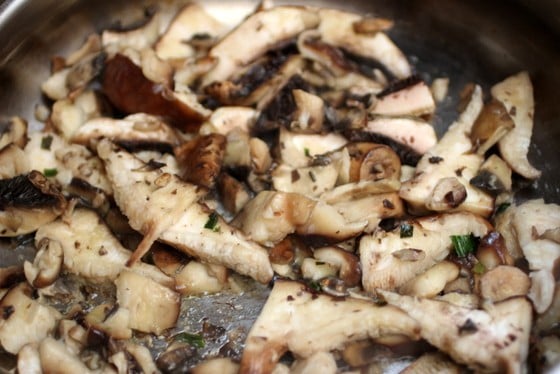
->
400, 223, 413, 238
174, 333, 205, 349
41, 135, 53, 150
308, 280, 321, 292
495, 202, 511, 215
308, 171, 316, 182
473, 262, 486, 274
304, 147, 311, 157
451, 234, 477, 257
43, 168, 58, 177
204, 212, 220, 232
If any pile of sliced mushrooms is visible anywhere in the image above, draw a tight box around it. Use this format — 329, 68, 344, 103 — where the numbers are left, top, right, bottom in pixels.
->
0, 1, 559, 373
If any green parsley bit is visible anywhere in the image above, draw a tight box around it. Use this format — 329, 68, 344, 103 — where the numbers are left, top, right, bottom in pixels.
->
204, 212, 220, 232
473, 262, 486, 274
41, 135, 53, 150
308, 280, 321, 292
43, 168, 58, 177
304, 147, 311, 157
174, 333, 205, 349
451, 234, 477, 257
400, 223, 413, 238
495, 202, 511, 215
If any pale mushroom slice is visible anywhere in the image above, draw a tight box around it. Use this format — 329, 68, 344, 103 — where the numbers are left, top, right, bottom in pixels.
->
38, 337, 96, 374
155, 2, 226, 60
97, 139, 273, 284
360, 212, 491, 292
239, 280, 420, 374
272, 163, 339, 198
0, 116, 27, 149
101, 12, 160, 52
493, 71, 541, 179
399, 85, 494, 217
17, 343, 42, 374
0, 144, 30, 179
401, 352, 462, 374
0, 283, 61, 354
0, 171, 67, 237
279, 127, 347, 168
199, 106, 257, 135
317, 9, 411, 79
379, 291, 532, 373
201, 6, 320, 86
72, 113, 181, 147
362, 117, 437, 155
372, 78, 436, 117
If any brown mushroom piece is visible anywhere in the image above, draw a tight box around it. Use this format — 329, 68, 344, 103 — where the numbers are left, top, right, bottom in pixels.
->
174, 133, 226, 189
97, 139, 274, 284
372, 77, 436, 117
312, 246, 361, 287
217, 173, 251, 215
493, 71, 541, 179
0, 171, 67, 237
469, 154, 512, 196
0, 116, 27, 149
360, 212, 491, 292
317, 9, 411, 79
478, 265, 531, 303
297, 30, 356, 78
399, 261, 460, 298
85, 303, 132, 340
191, 357, 239, 374
102, 53, 210, 132
379, 290, 532, 373
155, 2, 226, 60
470, 98, 515, 155
400, 85, 494, 217
272, 163, 339, 198
346, 142, 401, 183
0, 283, 61, 354
201, 6, 320, 86
475, 230, 514, 270
239, 280, 420, 374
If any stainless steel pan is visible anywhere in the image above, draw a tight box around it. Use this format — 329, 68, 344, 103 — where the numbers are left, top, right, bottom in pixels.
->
0, 0, 559, 371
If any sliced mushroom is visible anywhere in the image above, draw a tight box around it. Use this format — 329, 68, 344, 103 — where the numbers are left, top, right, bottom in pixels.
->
297, 30, 355, 78
279, 127, 347, 168
123, 342, 160, 374
0, 116, 27, 149
346, 142, 401, 183
272, 163, 339, 198
372, 78, 436, 117
175, 260, 229, 295
0, 144, 30, 179
17, 343, 42, 374
430, 77, 450, 103
379, 291, 532, 373
425, 177, 467, 211
470, 98, 515, 155
231, 190, 316, 246
0, 283, 61, 354
290, 89, 325, 133
400, 85, 494, 217
202, 6, 320, 85
290, 351, 337, 374
478, 265, 531, 303
470, 154, 512, 195
155, 3, 226, 60
320, 179, 401, 203
317, 9, 410, 79
0, 171, 66, 237
174, 133, 226, 189
39, 337, 93, 374
115, 269, 180, 335
102, 53, 210, 132
101, 12, 160, 51
191, 357, 239, 374
528, 269, 556, 314
313, 246, 361, 287
493, 71, 541, 179
217, 173, 251, 215
97, 139, 273, 283
41, 68, 71, 100
239, 280, 420, 374
65, 34, 102, 66
23, 236, 63, 288
362, 117, 437, 155
475, 231, 514, 270
360, 212, 491, 292
223, 127, 252, 172
200, 106, 257, 135
401, 352, 461, 373
399, 261, 460, 298
85, 303, 132, 340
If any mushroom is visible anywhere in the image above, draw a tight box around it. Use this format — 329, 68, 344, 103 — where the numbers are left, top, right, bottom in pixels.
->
17, 343, 42, 374
0, 144, 30, 179
360, 212, 491, 292
101, 11, 160, 51
97, 139, 274, 284
290, 351, 337, 374
478, 265, 531, 303
361, 117, 437, 156
41, 68, 71, 100
272, 163, 339, 198
493, 71, 541, 179
425, 177, 467, 211
191, 357, 239, 374
73, 113, 180, 149
250, 137, 272, 174
279, 127, 347, 168
379, 290, 532, 373
346, 142, 401, 183
199, 106, 257, 135
231, 190, 316, 246
372, 78, 436, 117
65, 34, 101, 66
102, 53, 211, 132
317, 9, 410, 79
290, 89, 326, 134
85, 303, 133, 340
0, 283, 61, 354
174, 133, 226, 189
223, 127, 252, 172
470, 98, 515, 155
399, 85, 494, 217
0, 171, 67, 237
239, 280, 420, 374
528, 269, 556, 314
38, 338, 93, 374
115, 269, 180, 335
217, 173, 251, 215
320, 179, 401, 202
23, 236, 63, 288
175, 260, 229, 295
399, 261, 460, 298
470, 154, 512, 196
313, 246, 361, 287
401, 352, 462, 373
475, 231, 514, 270
297, 30, 355, 78
0, 116, 27, 149
201, 6, 320, 85
155, 2, 226, 60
